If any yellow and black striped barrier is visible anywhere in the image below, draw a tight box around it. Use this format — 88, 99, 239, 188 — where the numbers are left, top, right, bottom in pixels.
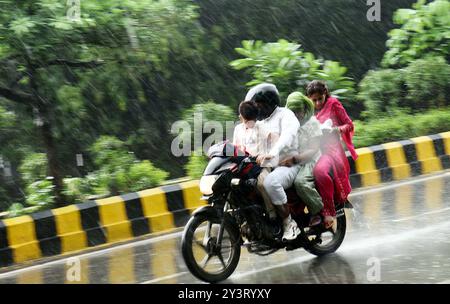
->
0, 132, 449, 268
0, 181, 206, 268
348, 132, 450, 188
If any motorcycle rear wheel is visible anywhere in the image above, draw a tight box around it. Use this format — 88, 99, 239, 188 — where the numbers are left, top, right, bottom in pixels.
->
305, 209, 346, 257
181, 213, 241, 283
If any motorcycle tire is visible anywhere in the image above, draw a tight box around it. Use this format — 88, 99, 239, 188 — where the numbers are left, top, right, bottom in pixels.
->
181, 213, 241, 283
305, 211, 346, 257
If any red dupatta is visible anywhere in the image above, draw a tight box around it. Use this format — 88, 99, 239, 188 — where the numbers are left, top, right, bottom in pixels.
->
316, 97, 358, 161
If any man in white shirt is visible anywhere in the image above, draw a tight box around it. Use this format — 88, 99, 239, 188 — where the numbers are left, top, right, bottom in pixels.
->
245, 83, 301, 241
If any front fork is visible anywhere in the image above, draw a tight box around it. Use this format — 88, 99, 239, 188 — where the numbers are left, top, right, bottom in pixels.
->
215, 200, 229, 247
200, 194, 231, 249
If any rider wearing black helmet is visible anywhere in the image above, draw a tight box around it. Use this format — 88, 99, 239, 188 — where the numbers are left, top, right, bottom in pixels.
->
245, 83, 280, 120
244, 83, 301, 241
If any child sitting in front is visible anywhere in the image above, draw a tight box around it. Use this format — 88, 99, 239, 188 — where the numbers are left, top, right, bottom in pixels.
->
233, 101, 278, 219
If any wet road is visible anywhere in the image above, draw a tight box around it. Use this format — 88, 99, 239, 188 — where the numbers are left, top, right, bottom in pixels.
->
0, 171, 449, 284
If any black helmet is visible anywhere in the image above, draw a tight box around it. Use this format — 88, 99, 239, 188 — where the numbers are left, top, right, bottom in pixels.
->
245, 83, 280, 107
245, 83, 280, 119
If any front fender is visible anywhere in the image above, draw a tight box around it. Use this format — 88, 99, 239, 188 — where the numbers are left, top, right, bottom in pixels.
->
192, 205, 221, 218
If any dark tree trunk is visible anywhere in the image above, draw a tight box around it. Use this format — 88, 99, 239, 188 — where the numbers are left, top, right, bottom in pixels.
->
38, 105, 66, 207
28, 65, 67, 208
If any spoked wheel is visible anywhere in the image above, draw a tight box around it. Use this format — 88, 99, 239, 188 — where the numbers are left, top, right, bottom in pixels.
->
304, 207, 346, 257
181, 214, 241, 283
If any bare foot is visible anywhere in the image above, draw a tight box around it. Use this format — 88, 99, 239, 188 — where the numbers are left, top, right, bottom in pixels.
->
324, 216, 336, 230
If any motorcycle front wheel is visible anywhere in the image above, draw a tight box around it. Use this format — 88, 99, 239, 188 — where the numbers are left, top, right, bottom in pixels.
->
181, 213, 241, 283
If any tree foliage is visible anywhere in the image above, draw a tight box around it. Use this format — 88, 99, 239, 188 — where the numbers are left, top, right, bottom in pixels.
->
230, 39, 355, 102
185, 151, 208, 179
358, 55, 450, 118
182, 101, 236, 130
353, 107, 450, 148
358, 69, 406, 119
89, 136, 169, 196
180, 101, 237, 154
403, 56, 450, 109
383, 0, 450, 67
0, 0, 200, 206
18, 153, 48, 186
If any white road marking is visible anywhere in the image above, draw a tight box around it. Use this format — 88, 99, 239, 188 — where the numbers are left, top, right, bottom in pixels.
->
392, 207, 450, 222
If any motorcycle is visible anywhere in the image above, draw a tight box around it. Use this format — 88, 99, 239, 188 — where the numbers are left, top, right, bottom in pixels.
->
181, 142, 351, 283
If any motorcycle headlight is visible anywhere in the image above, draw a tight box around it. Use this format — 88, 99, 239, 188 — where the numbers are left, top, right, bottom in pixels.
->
199, 175, 219, 195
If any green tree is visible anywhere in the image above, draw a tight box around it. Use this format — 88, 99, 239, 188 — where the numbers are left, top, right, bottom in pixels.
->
0, 0, 199, 206
25, 177, 55, 210
383, 0, 450, 68
230, 40, 355, 102
357, 69, 406, 119
353, 107, 450, 148
198, 0, 417, 81
358, 56, 450, 117
403, 56, 450, 110
90, 136, 168, 196
18, 153, 48, 185
0, 104, 31, 210
128, 160, 168, 192
182, 101, 236, 129
180, 100, 237, 153
185, 150, 208, 179
0, 105, 15, 129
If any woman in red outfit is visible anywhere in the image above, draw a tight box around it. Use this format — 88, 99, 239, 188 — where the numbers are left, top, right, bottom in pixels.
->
307, 80, 358, 229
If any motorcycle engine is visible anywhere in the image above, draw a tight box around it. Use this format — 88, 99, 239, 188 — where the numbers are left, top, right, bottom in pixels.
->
240, 220, 264, 242
240, 221, 253, 241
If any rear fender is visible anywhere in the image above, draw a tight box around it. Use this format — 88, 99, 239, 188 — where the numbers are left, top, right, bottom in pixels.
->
336, 207, 345, 218
344, 201, 354, 209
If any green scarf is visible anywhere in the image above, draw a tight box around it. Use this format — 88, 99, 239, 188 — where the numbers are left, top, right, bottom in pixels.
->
285, 92, 315, 124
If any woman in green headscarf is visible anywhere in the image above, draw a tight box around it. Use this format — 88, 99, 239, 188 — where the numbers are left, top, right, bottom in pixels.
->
281, 92, 324, 226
